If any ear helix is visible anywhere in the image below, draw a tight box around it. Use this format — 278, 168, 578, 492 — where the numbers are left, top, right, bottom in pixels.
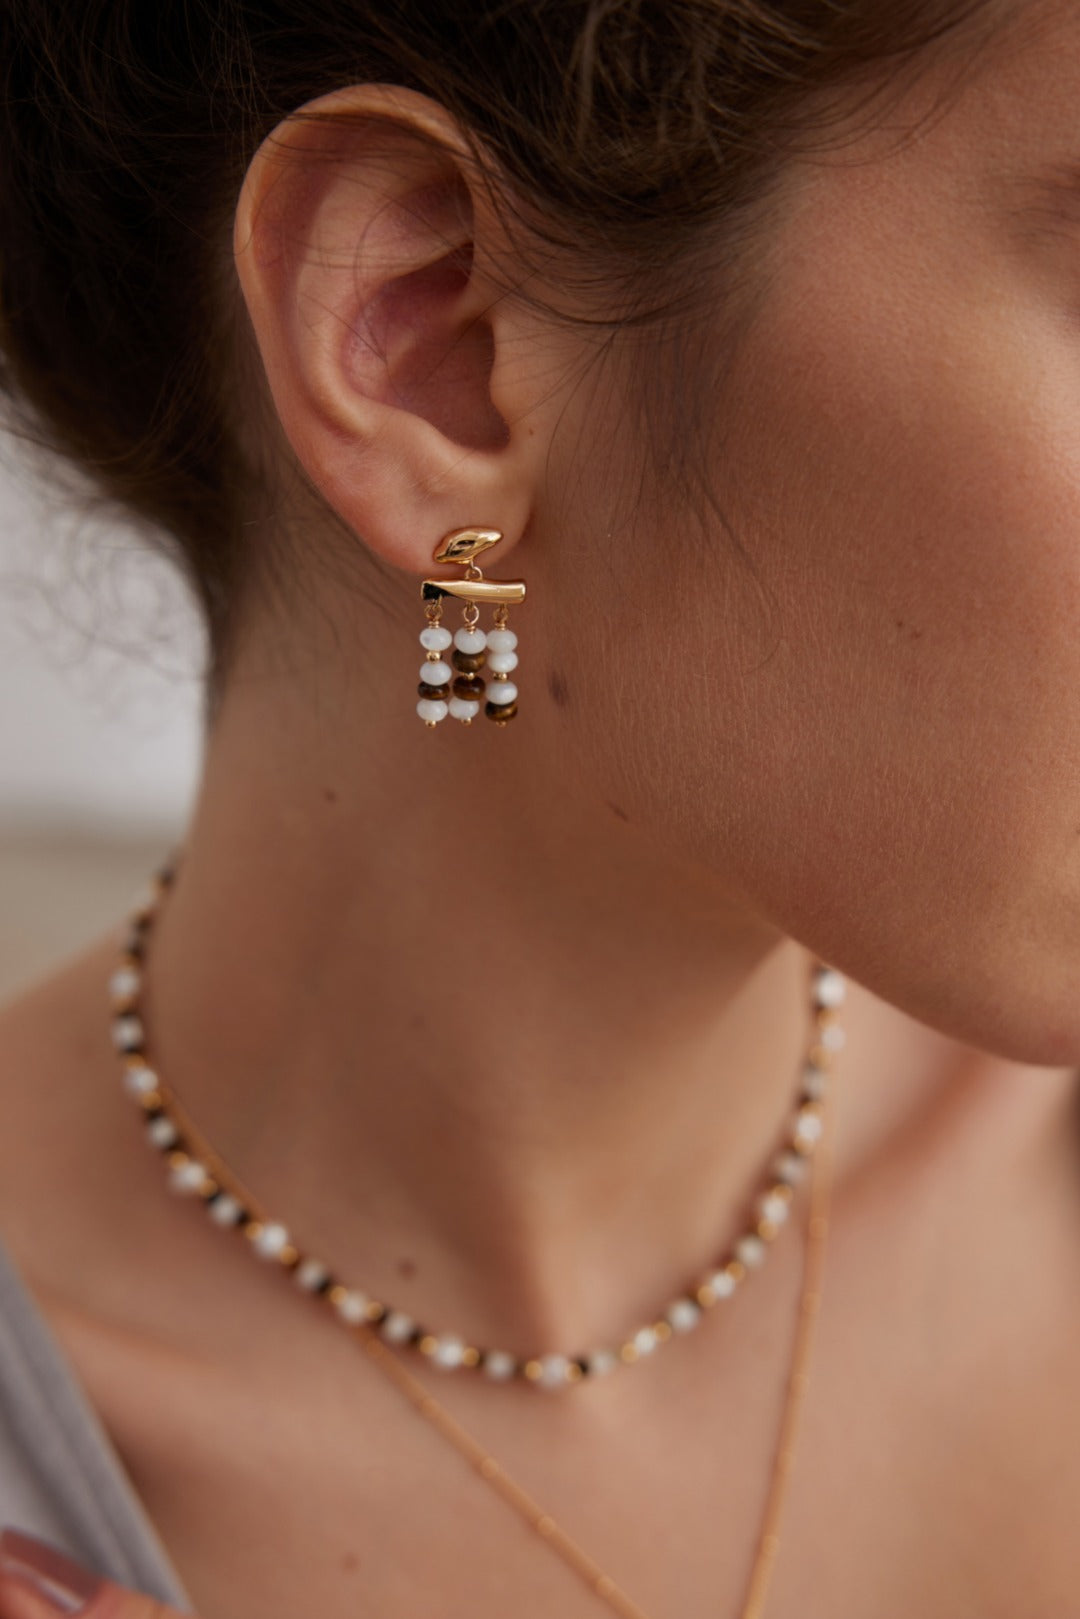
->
416, 528, 525, 728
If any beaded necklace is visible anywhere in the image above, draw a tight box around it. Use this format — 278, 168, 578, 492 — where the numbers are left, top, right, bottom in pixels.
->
109, 860, 843, 1614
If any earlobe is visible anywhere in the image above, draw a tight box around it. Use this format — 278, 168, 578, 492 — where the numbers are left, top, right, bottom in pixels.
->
232, 84, 540, 573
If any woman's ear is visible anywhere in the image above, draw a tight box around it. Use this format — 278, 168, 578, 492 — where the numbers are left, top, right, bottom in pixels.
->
233, 84, 550, 572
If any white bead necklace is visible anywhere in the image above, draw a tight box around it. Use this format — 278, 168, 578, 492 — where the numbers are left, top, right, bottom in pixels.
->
110, 861, 847, 1392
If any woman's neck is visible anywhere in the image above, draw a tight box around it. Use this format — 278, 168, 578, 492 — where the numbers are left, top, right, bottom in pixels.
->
137, 635, 1008, 1356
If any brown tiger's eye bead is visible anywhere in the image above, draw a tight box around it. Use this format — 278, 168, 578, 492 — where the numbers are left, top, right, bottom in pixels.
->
417, 680, 451, 699
485, 701, 518, 722
452, 675, 486, 700
451, 649, 486, 674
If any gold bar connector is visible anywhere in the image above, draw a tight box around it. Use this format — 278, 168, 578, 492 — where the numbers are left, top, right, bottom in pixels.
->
421, 578, 526, 606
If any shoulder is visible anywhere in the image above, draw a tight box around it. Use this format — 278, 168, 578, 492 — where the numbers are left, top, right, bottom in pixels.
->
0, 936, 124, 1289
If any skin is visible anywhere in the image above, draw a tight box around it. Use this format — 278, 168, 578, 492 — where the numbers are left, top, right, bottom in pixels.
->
4, 1, 1080, 1614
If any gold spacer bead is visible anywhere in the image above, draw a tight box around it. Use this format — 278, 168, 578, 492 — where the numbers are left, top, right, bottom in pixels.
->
757, 1217, 780, 1242
138, 1090, 164, 1112
807, 1044, 834, 1070
619, 1342, 639, 1364
696, 1283, 718, 1307
565, 1361, 584, 1382
725, 1259, 746, 1284
770, 1182, 795, 1203
461, 1346, 481, 1368
166, 1150, 189, 1172
245, 1221, 264, 1244
278, 1244, 299, 1267
653, 1320, 673, 1342
419, 1335, 439, 1356
364, 1299, 385, 1322
327, 1284, 351, 1309
524, 1359, 543, 1381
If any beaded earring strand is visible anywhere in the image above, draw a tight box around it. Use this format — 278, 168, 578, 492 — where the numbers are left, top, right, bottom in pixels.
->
111, 864, 846, 1390
110, 861, 845, 1618
417, 526, 526, 727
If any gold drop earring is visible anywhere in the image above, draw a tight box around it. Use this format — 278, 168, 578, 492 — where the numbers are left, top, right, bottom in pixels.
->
417, 528, 526, 728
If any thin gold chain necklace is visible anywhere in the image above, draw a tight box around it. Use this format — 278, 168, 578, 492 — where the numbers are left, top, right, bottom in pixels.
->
110, 862, 842, 1618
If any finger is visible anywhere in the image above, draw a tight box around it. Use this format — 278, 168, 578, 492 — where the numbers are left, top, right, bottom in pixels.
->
0, 1529, 189, 1619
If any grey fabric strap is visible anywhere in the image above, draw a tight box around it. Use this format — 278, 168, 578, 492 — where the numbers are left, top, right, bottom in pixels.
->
0, 1238, 193, 1610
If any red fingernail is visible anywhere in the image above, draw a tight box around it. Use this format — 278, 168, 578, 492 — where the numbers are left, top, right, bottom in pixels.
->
0, 1529, 103, 1613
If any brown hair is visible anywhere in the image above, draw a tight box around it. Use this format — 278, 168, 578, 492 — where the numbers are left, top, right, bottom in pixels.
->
0, 1, 1002, 683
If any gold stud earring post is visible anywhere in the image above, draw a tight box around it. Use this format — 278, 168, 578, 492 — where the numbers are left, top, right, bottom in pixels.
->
422, 528, 526, 606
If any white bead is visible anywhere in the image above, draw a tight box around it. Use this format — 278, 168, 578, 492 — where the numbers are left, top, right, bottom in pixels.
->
420, 659, 451, 685
794, 1106, 824, 1148
169, 1158, 209, 1195
110, 965, 140, 1002
802, 1063, 829, 1101
820, 1022, 846, 1052
586, 1348, 618, 1377
333, 1289, 369, 1325
486, 680, 518, 706
486, 629, 517, 653
707, 1268, 738, 1299
380, 1310, 415, 1344
208, 1194, 244, 1226
417, 698, 449, 724
419, 624, 452, 652
252, 1222, 290, 1259
667, 1298, 702, 1334
123, 1064, 159, 1098
773, 1149, 808, 1185
486, 650, 518, 674
131, 881, 160, 916
146, 1116, 179, 1150
112, 1015, 143, 1051
483, 1349, 516, 1380
453, 628, 487, 654
448, 696, 480, 721
813, 968, 846, 1009
633, 1326, 659, 1357
432, 1333, 466, 1369
295, 1257, 329, 1292
758, 1191, 791, 1226
538, 1352, 571, 1388
736, 1234, 767, 1269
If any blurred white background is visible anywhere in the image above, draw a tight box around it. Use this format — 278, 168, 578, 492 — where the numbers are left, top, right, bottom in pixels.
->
0, 444, 205, 998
